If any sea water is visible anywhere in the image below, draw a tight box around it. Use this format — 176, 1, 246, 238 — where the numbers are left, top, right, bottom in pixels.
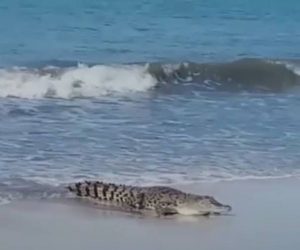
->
0, 0, 300, 203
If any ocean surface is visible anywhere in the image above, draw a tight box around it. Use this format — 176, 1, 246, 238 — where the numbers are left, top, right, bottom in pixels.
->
1, 0, 300, 204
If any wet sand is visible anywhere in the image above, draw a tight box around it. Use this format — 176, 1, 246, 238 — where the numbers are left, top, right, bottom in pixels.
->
0, 178, 299, 250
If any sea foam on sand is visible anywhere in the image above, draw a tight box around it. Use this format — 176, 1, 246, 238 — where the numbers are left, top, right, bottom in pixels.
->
0, 178, 300, 250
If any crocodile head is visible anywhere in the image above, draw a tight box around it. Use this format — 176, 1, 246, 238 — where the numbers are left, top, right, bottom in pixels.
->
174, 194, 232, 216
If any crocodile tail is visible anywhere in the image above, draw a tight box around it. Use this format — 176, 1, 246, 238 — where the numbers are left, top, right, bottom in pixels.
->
67, 181, 94, 197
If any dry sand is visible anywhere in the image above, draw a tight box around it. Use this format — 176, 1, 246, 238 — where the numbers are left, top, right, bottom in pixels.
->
0, 178, 299, 250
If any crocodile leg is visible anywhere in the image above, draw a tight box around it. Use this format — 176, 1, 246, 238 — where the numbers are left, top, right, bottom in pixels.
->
154, 205, 178, 216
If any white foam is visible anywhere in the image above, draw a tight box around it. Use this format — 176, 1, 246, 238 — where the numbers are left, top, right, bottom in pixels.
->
0, 197, 10, 205
276, 60, 300, 76
287, 64, 300, 76
19, 168, 300, 187
0, 64, 157, 99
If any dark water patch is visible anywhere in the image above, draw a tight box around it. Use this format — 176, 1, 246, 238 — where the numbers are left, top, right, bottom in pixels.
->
0, 178, 70, 205
149, 58, 300, 93
7, 108, 37, 117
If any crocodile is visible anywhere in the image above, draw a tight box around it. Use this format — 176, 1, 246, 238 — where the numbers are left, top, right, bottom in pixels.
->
67, 181, 232, 216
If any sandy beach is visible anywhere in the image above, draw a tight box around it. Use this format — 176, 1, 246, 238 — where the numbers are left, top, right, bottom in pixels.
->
1, 178, 299, 250
1, 1, 300, 250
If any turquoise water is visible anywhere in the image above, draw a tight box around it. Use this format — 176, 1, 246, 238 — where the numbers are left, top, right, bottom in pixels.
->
1, 0, 300, 65
0, 1, 300, 203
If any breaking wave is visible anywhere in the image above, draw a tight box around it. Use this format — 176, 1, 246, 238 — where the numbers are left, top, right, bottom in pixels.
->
0, 64, 157, 99
0, 58, 300, 99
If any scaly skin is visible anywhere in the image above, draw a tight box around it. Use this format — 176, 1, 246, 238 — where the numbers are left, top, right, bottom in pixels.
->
67, 181, 232, 216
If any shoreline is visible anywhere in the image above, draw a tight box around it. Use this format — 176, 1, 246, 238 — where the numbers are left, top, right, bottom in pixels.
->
1, 178, 300, 250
